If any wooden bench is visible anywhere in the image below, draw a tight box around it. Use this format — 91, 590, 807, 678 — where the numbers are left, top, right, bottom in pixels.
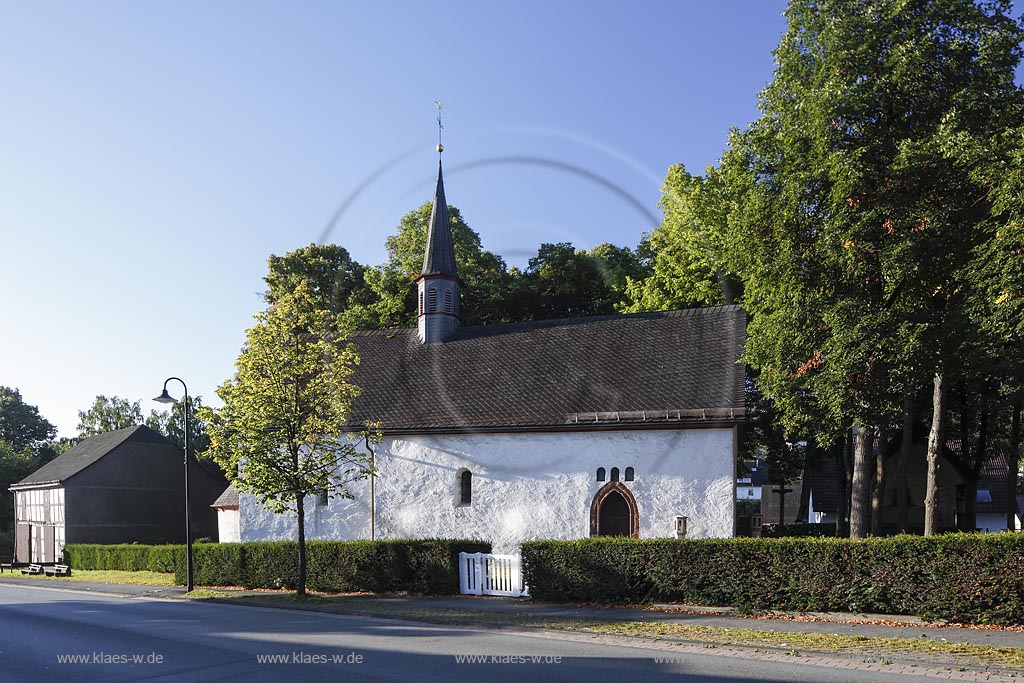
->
43, 564, 70, 577
21, 564, 42, 575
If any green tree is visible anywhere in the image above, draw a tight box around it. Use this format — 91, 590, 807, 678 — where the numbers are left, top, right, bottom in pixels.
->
264, 243, 372, 317
76, 395, 143, 437
727, 0, 1024, 537
622, 163, 737, 313
0, 387, 56, 452
341, 202, 514, 329
200, 282, 371, 595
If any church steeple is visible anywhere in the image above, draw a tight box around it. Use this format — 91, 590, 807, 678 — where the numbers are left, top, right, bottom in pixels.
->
421, 159, 458, 279
416, 116, 461, 345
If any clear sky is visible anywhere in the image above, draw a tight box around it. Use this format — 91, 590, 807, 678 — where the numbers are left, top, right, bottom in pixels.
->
1, 1, 1019, 438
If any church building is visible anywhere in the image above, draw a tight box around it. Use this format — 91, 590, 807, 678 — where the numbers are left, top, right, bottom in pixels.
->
232, 150, 746, 552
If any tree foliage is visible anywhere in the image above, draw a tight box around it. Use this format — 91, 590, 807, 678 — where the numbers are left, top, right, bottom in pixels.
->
77, 395, 143, 437
200, 281, 372, 594
0, 386, 56, 452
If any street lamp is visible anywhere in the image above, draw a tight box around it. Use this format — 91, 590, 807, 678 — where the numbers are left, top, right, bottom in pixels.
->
154, 377, 193, 592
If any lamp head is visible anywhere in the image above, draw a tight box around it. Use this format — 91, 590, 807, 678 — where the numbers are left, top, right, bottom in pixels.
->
153, 389, 176, 404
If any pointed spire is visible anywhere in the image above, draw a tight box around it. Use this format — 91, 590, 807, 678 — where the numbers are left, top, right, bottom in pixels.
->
421, 158, 458, 278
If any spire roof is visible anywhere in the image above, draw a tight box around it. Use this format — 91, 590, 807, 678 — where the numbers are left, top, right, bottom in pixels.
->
421, 159, 458, 278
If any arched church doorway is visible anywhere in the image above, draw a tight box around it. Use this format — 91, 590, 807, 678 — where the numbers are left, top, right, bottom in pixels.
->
589, 482, 639, 538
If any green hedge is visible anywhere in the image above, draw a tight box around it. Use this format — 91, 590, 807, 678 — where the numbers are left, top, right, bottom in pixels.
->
65, 539, 490, 595
521, 534, 1024, 625
63, 543, 183, 573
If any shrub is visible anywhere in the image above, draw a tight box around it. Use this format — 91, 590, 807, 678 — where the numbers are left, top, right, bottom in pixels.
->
64, 543, 184, 572
66, 539, 490, 595
521, 534, 1024, 625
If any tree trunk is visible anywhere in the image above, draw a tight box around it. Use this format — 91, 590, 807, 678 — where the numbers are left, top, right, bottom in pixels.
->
845, 428, 855, 532
850, 425, 874, 539
835, 436, 849, 538
897, 391, 913, 533
871, 422, 888, 536
296, 490, 306, 595
1009, 401, 1020, 532
924, 373, 945, 536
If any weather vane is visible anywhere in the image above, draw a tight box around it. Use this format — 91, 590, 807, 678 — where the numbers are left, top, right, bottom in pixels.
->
434, 100, 444, 154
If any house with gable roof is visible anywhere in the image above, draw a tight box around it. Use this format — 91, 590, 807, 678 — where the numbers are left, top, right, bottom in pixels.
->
11, 425, 224, 563
230, 152, 746, 552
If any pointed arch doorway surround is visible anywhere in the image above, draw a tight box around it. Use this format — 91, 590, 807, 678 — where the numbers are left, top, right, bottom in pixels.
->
590, 482, 639, 538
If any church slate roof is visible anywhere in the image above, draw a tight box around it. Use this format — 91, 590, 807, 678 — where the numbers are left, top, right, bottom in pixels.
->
346, 305, 746, 432
12, 425, 173, 487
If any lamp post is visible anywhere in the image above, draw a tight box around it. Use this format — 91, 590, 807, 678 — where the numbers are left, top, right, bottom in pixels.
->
153, 377, 193, 592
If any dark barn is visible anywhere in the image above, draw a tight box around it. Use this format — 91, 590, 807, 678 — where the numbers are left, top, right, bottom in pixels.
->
9, 425, 223, 563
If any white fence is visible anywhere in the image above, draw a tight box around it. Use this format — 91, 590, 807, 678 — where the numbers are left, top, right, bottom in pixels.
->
458, 552, 529, 597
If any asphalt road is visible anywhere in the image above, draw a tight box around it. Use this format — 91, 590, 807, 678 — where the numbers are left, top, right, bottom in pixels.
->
0, 584, 1003, 682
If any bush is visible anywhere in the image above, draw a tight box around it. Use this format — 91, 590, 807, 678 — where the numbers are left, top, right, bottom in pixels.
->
521, 534, 1024, 625
63, 543, 184, 573
65, 539, 490, 595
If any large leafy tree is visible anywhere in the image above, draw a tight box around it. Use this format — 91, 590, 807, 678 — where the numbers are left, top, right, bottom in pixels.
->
342, 202, 513, 329
508, 242, 638, 320
201, 282, 371, 595
0, 387, 56, 452
264, 243, 372, 317
76, 395, 143, 438
622, 163, 737, 313
729, 0, 1024, 537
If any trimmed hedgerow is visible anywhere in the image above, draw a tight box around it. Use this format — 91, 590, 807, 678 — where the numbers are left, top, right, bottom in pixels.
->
63, 543, 183, 573
521, 534, 1024, 625
66, 539, 490, 594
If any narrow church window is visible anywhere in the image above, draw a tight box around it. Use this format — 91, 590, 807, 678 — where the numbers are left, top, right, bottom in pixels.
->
596, 467, 606, 482
459, 470, 472, 506
444, 289, 453, 313
610, 467, 620, 482
428, 288, 438, 312
419, 291, 424, 315
624, 467, 634, 481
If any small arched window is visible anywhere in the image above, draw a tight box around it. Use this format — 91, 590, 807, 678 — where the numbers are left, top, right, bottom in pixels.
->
610, 467, 620, 482
624, 467, 634, 481
459, 470, 472, 506
444, 289, 453, 313
428, 288, 438, 312
596, 467, 606, 482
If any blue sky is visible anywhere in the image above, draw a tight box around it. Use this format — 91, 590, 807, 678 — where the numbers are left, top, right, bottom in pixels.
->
0, 1, 1018, 438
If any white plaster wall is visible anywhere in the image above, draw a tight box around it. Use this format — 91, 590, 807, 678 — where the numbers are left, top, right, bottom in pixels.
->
218, 509, 240, 543
240, 427, 736, 553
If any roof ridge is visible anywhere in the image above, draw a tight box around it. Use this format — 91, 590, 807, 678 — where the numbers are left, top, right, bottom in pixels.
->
348, 304, 745, 339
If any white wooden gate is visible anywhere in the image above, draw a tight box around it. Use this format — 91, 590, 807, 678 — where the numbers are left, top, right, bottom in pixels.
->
459, 552, 528, 597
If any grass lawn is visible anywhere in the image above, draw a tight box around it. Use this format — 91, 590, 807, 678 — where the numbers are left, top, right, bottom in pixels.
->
6, 569, 175, 586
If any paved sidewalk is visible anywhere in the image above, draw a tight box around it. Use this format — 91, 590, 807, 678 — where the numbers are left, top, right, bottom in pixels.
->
2, 575, 1019, 648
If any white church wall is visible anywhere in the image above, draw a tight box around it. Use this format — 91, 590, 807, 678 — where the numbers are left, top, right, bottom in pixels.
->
239, 427, 736, 553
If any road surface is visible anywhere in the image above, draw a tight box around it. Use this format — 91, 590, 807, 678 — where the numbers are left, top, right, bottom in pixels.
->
0, 583, 1005, 682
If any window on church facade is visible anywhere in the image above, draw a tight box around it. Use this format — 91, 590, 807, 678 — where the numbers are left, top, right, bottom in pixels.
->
596, 467, 605, 482
624, 467, 634, 481
428, 288, 438, 312
610, 467, 620, 482
444, 289, 453, 313
419, 291, 424, 315
459, 470, 472, 506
